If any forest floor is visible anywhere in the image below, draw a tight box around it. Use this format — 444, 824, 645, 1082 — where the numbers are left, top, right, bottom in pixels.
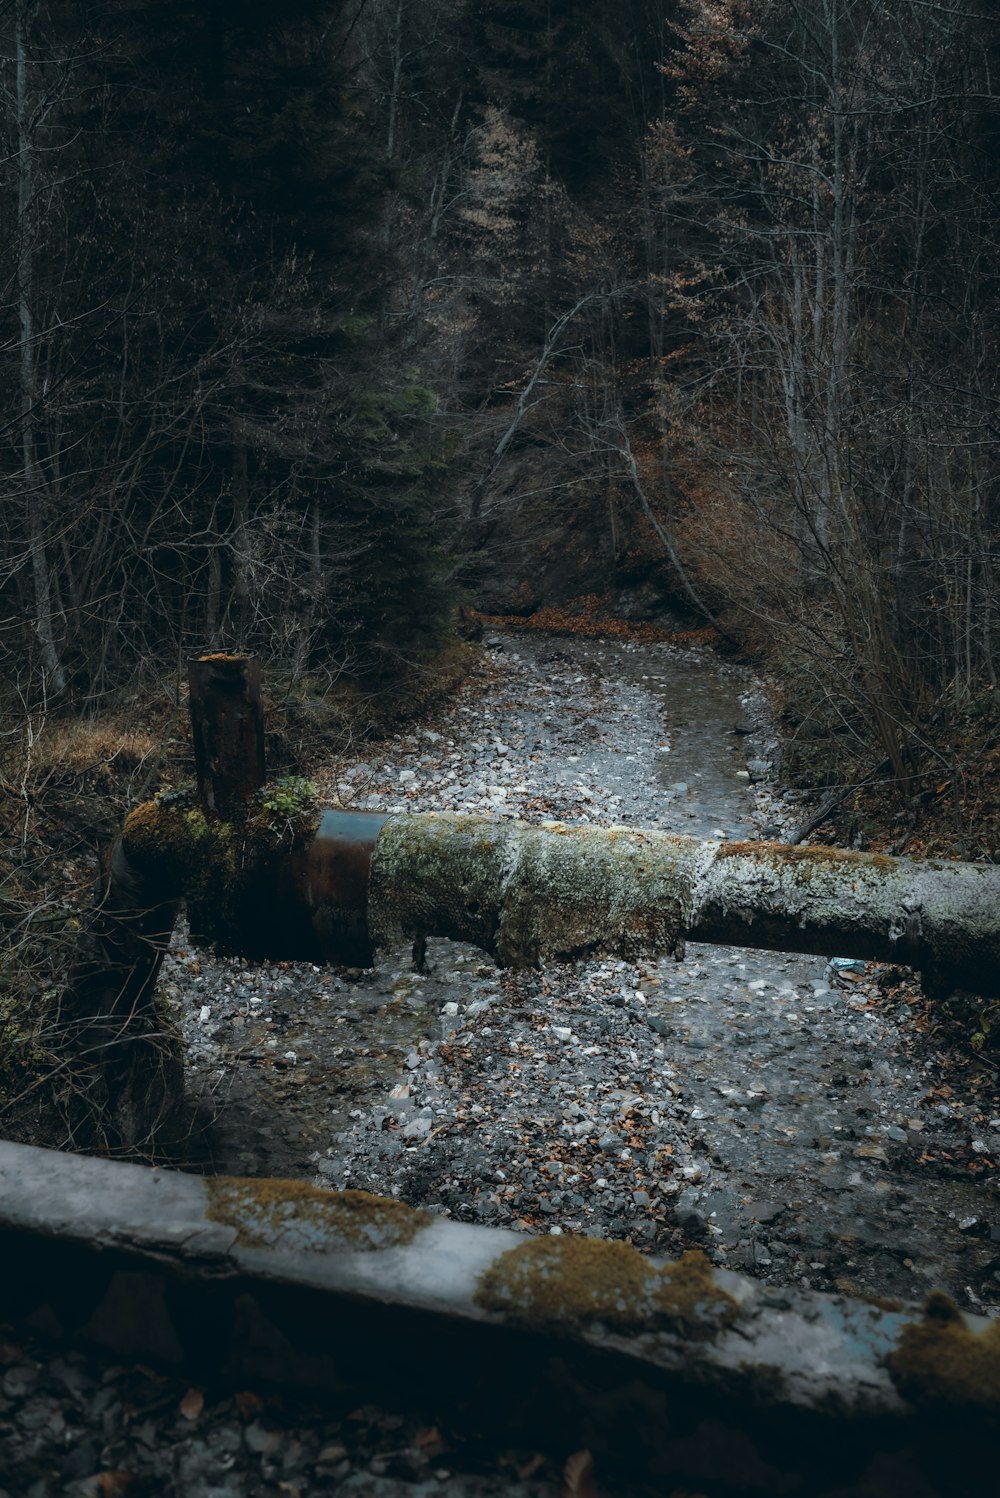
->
4, 628, 1000, 1498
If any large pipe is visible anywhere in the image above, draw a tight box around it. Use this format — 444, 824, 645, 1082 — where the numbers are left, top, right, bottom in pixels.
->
61, 637, 1000, 1151
114, 804, 1000, 997
62, 799, 1000, 1149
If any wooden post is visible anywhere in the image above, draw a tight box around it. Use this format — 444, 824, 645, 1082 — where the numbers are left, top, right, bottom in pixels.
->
187, 652, 265, 815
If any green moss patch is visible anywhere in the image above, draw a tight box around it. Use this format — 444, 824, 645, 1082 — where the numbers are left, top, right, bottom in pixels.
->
475, 1239, 738, 1338
121, 780, 322, 950
205, 1176, 430, 1253
887, 1292, 1000, 1413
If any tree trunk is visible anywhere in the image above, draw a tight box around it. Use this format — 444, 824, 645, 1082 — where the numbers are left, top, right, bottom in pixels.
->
58, 842, 182, 1153
16, 2, 66, 695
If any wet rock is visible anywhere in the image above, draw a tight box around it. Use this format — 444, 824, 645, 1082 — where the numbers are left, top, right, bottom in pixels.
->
745, 1201, 783, 1225
3, 1365, 38, 1399
674, 1189, 709, 1237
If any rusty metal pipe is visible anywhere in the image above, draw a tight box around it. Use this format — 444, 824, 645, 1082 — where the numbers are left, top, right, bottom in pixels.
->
229, 809, 391, 967
112, 805, 1000, 996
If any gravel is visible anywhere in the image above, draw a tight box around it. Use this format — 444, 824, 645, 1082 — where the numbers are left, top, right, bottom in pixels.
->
0, 1325, 579, 1498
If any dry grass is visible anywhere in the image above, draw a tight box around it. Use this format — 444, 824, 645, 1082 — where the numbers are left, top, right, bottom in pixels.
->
30, 721, 162, 779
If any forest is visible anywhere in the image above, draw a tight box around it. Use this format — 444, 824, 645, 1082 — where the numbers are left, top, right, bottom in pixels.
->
2, 1, 999, 1103
3, 5, 1000, 1488
0, 1, 996, 730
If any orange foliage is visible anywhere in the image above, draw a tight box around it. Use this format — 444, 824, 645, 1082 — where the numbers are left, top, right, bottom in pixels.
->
474, 596, 718, 647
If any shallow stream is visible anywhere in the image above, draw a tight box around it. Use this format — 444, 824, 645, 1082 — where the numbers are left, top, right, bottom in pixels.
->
162, 632, 1000, 1310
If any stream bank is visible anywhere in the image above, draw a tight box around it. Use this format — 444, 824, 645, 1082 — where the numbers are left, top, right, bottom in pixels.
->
162, 632, 1000, 1312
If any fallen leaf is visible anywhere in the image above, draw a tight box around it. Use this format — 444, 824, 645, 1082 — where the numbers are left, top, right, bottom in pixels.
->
235, 1390, 264, 1418
179, 1387, 204, 1421
80, 1473, 133, 1498
563, 1447, 598, 1498
517, 1452, 547, 1480
413, 1425, 447, 1455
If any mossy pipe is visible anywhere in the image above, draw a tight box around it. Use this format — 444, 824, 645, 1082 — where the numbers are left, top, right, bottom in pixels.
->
368, 813, 1000, 995
116, 801, 1000, 994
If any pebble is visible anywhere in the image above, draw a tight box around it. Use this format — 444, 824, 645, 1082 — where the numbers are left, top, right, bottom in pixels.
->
0, 1331, 571, 1498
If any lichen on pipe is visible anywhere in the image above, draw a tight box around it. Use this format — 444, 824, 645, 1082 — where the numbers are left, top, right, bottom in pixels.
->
369, 812, 1000, 994
367, 813, 704, 967
113, 801, 1000, 995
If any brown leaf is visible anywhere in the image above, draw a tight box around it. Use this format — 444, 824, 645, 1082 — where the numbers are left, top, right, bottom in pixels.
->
235, 1390, 264, 1419
562, 1448, 598, 1498
179, 1387, 204, 1421
80, 1474, 133, 1498
517, 1452, 546, 1480
413, 1425, 447, 1455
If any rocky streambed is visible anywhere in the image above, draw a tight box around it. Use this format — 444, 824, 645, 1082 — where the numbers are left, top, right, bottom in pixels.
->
163, 632, 1000, 1311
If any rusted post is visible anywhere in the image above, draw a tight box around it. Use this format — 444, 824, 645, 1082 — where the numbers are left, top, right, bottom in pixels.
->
187, 652, 265, 815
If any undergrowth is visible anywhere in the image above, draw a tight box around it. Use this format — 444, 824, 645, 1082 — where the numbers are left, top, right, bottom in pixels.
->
0, 637, 479, 1154
477, 594, 718, 647
780, 682, 1000, 866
